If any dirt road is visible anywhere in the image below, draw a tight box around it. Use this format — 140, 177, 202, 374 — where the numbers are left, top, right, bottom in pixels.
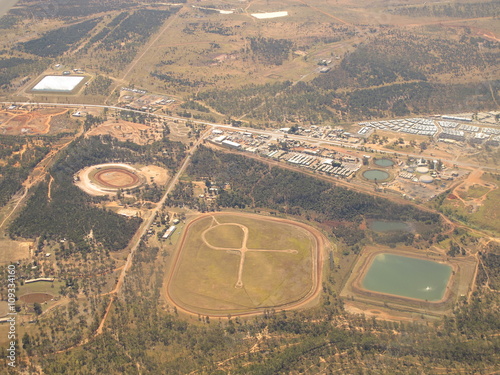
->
94, 128, 209, 335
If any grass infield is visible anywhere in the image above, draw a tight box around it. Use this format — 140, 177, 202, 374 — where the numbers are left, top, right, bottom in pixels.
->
167, 213, 321, 316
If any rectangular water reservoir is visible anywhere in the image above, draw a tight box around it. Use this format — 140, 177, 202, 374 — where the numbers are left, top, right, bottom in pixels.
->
362, 253, 452, 301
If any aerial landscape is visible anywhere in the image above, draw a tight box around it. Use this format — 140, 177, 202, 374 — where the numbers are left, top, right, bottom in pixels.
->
0, 0, 499, 373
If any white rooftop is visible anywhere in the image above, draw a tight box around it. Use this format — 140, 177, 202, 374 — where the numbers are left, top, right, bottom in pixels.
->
251, 11, 288, 19
32, 75, 84, 92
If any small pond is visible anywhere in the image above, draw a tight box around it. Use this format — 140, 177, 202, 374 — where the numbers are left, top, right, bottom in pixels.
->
374, 158, 394, 167
363, 170, 389, 181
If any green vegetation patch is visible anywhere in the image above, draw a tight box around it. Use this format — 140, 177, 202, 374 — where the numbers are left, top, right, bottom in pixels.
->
83, 75, 113, 96
440, 176, 500, 235
0, 16, 17, 29
169, 214, 314, 315
0, 136, 51, 208
0, 57, 47, 89
465, 184, 490, 199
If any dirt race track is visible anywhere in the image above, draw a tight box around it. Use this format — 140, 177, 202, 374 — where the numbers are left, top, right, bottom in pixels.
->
94, 168, 140, 189
75, 163, 147, 196
165, 212, 328, 317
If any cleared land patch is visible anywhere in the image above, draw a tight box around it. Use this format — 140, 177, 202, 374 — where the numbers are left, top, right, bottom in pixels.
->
0, 239, 32, 264
167, 213, 323, 316
0, 108, 76, 136
19, 292, 54, 304
75, 163, 150, 196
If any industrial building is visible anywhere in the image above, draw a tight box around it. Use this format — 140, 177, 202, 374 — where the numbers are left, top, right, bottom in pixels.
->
221, 140, 242, 149
162, 225, 176, 239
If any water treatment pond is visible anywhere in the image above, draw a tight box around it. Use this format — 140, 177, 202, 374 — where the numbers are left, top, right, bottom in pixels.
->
374, 158, 394, 167
363, 170, 389, 181
368, 220, 412, 233
362, 253, 452, 301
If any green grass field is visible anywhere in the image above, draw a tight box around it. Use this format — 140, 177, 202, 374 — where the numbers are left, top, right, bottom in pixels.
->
168, 214, 316, 315
465, 185, 491, 199
442, 180, 500, 236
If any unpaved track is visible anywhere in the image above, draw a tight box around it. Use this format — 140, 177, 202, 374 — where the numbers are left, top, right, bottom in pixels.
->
165, 212, 327, 317
0, 130, 82, 231
94, 128, 210, 335
105, 7, 185, 104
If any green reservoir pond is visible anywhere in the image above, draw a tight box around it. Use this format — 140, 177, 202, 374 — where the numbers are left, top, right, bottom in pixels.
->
369, 220, 412, 232
363, 170, 389, 181
374, 158, 394, 167
362, 253, 452, 301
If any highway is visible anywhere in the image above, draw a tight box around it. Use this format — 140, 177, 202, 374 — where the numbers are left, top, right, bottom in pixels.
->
2, 101, 499, 172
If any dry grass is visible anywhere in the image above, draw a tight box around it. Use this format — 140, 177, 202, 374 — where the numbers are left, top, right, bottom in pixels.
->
168, 214, 315, 315
0, 239, 32, 264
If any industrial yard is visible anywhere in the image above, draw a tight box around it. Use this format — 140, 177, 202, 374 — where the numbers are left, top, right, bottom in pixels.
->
206, 122, 471, 202
357, 112, 500, 146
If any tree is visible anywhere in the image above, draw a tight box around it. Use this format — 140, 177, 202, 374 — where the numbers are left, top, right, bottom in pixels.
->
34, 302, 42, 315
22, 333, 32, 350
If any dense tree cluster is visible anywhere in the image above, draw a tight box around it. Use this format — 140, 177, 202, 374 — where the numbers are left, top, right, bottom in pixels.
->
83, 12, 128, 48
197, 82, 291, 118
249, 37, 293, 65
0, 57, 47, 89
180, 100, 210, 113
83, 75, 113, 96
150, 71, 207, 88
187, 146, 441, 226
477, 243, 500, 290
0, 15, 17, 29
389, 1, 500, 18
100, 10, 173, 51
201, 22, 234, 36
11, 0, 136, 19
19, 18, 101, 57
0, 136, 51, 208
9, 181, 141, 251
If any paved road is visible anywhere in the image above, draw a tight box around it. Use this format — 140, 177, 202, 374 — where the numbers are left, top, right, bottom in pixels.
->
2, 101, 499, 172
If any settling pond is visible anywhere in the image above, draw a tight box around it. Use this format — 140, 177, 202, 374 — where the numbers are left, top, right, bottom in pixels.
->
363, 170, 389, 181
374, 158, 394, 167
362, 253, 452, 301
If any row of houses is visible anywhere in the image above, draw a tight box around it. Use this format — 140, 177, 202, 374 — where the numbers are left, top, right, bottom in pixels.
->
274, 151, 360, 177
358, 118, 438, 136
